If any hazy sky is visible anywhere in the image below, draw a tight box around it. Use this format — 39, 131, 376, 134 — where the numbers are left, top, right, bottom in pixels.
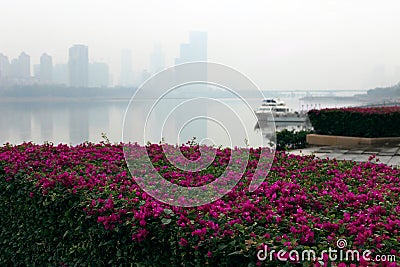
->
1, 0, 400, 90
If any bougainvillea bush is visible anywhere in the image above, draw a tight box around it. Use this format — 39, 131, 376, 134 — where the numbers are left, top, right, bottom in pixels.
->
308, 106, 400, 138
0, 142, 399, 266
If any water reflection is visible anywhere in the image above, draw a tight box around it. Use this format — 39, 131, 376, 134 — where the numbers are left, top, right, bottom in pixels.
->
0, 96, 360, 146
0, 101, 121, 145
37, 105, 53, 141
69, 104, 89, 144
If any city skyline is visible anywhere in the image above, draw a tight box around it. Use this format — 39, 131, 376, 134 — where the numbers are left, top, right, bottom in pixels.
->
0, 31, 204, 88
1, 1, 400, 90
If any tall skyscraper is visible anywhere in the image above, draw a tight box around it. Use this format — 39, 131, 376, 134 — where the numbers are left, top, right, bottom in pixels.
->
7, 52, 31, 81
89, 62, 109, 87
18, 52, 31, 78
188, 31, 207, 61
68, 44, 88, 87
40, 53, 53, 84
175, 31, 207, 64
120, 49, 134, 86
10, 59, 19, 78
0, 53, 10, 78
150, 44, 165, 75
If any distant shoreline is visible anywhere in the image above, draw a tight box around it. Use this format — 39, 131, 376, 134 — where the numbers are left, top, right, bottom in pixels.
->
0, 96, 132, 103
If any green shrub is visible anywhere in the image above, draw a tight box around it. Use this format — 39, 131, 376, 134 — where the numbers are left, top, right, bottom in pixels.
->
308, 106, 400, 137
276, 129, 312, 151
0, 167, 109, 266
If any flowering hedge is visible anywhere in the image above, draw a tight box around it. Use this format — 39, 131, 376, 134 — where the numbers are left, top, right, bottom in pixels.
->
0, 142, 399, 266
308, 106, 400, 137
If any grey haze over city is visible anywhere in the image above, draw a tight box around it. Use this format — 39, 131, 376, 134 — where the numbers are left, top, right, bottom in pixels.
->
1, 0, 400, 90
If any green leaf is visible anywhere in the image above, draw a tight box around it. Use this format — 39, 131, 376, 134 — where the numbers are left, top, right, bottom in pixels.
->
163, 208, 173, 215
161, 218, 172, 225
63, 230, 69, 238
228, 250, 243, 256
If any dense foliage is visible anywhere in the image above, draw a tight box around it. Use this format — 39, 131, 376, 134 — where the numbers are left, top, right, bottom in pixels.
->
0, 142, 399, 266
308, 106, 400, 138
276, 129, 312, 151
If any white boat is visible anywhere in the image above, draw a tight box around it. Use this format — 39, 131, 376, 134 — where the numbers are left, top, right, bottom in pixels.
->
255, 99, 308, 125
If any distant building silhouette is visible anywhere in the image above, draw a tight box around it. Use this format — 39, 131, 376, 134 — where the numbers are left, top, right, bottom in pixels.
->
0, 53, 10, 78
150, 44, 165, 75
69, 44, 88, 87
175, 31, 208, 82
10, 59, 19, 78
120, 49, 134, 86
3, 52, 32, 85
175, 31, 207, 64
40, 53, 53, 84
89, 62, 109, 87
17, 52, 31, 78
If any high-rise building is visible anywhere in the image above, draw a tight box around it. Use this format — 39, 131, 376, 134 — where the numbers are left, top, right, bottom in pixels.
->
53, 63, 69, 85
175, 31, 207, 64
68, 44, 88, 87
40, 53, 53, 84
150, 44, 165, 75
188, 31, 207, 61
0, 53, 10, 78
33, 64, 40, 78
7, 52, 31, 81
10, 59, 19, 78
18, 52, 31, 78
120, 49, 134, 87
89, 62, 109, 87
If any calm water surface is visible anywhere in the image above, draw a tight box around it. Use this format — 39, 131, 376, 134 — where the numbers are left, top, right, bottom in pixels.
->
0, 96, 364, 146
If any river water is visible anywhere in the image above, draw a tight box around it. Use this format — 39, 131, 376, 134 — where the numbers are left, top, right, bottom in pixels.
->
0, 95, 365, 146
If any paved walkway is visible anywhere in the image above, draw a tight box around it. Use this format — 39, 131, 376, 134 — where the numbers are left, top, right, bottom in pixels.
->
290, 142, 400, 167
